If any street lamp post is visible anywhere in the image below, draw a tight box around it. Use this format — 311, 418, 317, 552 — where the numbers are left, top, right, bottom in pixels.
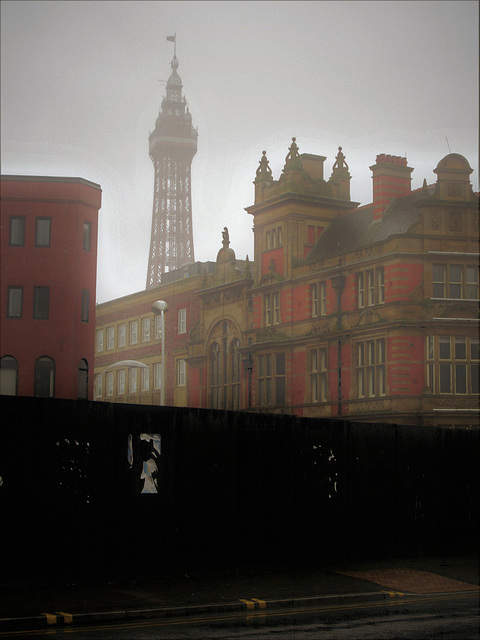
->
151, 300, 168, 406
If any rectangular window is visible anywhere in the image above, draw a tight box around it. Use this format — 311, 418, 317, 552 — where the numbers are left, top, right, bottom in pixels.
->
310, 347, 327, 403
83, 221, 92, 251
81, 289, 89, 322
466, 266, 479, 299
142, 317, 151, 342
96, 330, 104, 353
265, 292, 280, 326
275, 353, 285, 405
118, 324, 126, 347
357, 273, 365, 308
433, 264, 479, 299
367, 270, 375, 307
433, 264, 446, 298
258, 354, 272, 406
154, 363, 162, 389
312, 282, 326, 317
117, 369, 125, 395
33, 286, 49, 319
177, 359, 186, 386
129, 368, 137, 393
106, 326, 115, 350
428, 335, 479, 395
7, 286, 23, 318
106, 371, 114, 397
141, 367, 149, 392
9, 216, 25, 246
130, 321, 138, 345
378, 268, 385, 304
35, 217, 51, 247
311, 283, 318, 318
258, 353, 285, 407
356, 339, 385, 398
357, 268, 384, 307
155, 315, 163, 339
95, 374, 102, 399
319, 282, 326, 316
178, 308, 186, 334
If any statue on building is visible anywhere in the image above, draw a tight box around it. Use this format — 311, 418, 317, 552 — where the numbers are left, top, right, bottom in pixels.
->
222, 226, 230, 248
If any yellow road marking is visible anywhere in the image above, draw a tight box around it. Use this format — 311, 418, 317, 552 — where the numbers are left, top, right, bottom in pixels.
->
238, 598, 255, 609
251, 598, 267, 609
3, 591, 477, 637
56, 611, 73, 624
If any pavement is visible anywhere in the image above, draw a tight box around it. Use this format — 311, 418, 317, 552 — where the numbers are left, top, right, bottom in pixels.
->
0, 555, 478, 632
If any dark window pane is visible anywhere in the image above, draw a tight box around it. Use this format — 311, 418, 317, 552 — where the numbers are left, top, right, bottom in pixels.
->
455, 365, 467, 394
276, 376, 285, 405
276, 353, 285, 375
83, 221, 92, 251
36, 218, 51, 247
439, 337, 450, 359
439, 364, 451, 393
81, 290, 89, 322
7, 287, 22, 318
0, 356, 18, 395
33, 286, 49, 319
34, 357, 55, 397
9, 217, 25, 246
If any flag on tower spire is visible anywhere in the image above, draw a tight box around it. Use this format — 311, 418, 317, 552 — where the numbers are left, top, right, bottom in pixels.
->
166, 34, 176, 56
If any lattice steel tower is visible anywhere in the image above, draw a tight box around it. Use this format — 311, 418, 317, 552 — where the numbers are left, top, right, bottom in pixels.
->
146, 44, 197, 288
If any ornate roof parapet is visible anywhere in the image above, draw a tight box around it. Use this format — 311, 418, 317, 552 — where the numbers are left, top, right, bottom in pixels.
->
255, 151, 273, 183
283, 137, 303, 172
328, 146, 352, 201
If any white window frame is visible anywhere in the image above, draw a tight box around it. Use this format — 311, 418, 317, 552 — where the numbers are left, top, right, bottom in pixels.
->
106, 371, 114, 396
106, 326, 115, 350
129, 367, 137, 393
178, 308, 187, 334
142, 317, 151, 342
130, 320, 138, 345
118, 324, 126, 348
141, 367, 150, 392
177, 359, 186, 386
117, 369, 125, 395
96, 330, 104, 353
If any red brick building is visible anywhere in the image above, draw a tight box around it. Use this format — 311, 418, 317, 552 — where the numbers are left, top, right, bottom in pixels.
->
95, 143, 479, 428
1, 175, 102, 399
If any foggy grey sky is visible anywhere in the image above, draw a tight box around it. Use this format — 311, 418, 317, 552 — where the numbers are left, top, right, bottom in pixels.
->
1, 1, 478, 304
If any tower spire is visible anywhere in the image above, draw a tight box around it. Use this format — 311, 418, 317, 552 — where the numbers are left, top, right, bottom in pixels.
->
146, 41, 198, 289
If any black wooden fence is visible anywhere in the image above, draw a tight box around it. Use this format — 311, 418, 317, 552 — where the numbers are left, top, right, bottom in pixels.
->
1, 396, 478, 581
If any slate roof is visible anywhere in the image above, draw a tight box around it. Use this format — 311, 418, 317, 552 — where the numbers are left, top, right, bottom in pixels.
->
306, 186, 435, 263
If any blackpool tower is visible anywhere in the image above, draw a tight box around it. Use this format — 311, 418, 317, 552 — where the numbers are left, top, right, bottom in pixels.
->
146, 37, 197, 288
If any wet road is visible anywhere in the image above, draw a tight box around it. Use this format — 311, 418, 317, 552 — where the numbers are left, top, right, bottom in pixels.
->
2, 590, 478, 639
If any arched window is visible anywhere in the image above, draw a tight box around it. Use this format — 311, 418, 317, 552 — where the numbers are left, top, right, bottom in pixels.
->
34, 356, 55, 398
0, 356, 18, 395
207, 320, 243, 410
210, 342, 221, 409
77, 358, 88, 399
231, 339, 241, 410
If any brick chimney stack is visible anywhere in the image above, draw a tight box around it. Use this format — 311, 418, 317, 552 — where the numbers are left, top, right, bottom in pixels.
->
370, 154, 413, 220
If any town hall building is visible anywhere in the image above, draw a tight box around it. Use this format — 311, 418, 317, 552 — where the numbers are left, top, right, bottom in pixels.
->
94, 138, 479, 428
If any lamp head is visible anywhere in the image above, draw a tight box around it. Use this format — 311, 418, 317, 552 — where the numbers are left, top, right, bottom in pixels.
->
151, 300, 169, 314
